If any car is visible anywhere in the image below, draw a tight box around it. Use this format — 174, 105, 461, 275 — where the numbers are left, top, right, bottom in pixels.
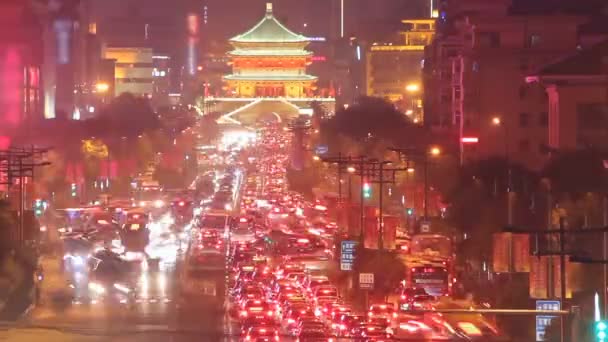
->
186, 249, 225, 272
368, 303, 397, 322
397, 287, 429, 310
239, 299, 276, 325
358, 324, 393, 342
311, 285, 338, 300
400, 294, 436, 311
242, 325, 280, 342
282, 307, 315, 330
333, 314, 366, 337
295, 326, 333, 342
302, 275, 331, 294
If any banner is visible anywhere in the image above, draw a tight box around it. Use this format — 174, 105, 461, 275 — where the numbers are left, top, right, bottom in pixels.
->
382, 215, 399, 250
364, 216, 378, 249
492, 233, 510, 273
529, 256, 549, 299
513, 234, 531, 272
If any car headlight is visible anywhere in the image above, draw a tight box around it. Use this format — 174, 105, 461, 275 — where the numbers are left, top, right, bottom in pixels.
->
154, 200, 164, 208
88, 282, 106, 294
113, 283, 131, 294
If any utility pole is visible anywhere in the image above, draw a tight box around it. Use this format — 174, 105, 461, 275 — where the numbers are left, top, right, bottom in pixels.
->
505, 223, 608, 342
321, 153, 352, 203
0, 147, 51, 244
390, 146, 440, 222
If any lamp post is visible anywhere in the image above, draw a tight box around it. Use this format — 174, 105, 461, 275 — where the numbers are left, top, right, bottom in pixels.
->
424, 146, 441, 220
492, 116, 513, 225
405, 83, 420, 121
347, 165, 356, 201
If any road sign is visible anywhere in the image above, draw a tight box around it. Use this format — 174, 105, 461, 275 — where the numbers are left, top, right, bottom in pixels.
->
315, 145, 328, 155
359, 273, 374, 290
420, 221, 431, 233
340, 240, 357, 271
535, 300, 560, 341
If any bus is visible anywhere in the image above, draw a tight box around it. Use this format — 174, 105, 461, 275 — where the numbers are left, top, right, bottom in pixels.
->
409, 234, 453, 260
405, 261, 450, 297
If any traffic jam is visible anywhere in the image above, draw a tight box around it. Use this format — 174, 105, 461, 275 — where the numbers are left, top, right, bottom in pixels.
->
214, 124, 501, 341
51, 120, 500, 340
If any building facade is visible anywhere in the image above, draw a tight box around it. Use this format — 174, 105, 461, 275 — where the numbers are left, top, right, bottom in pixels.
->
0, 1, 43, 135
103, 47, 154, 98
527, 40, 608, 151
366, 19, 435, 122
223, 3, 317, 98
423, 0, 604, 170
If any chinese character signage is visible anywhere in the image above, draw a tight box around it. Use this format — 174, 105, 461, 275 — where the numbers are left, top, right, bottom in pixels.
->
340, 240, 357, 271
535, 300, 560, 341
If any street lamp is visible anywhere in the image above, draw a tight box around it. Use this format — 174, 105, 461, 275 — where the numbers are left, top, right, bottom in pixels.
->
95, 83, 109, 93
430, 146, 441, 156
407, 167, 415, 173
312, 155, 320, 161
347, 166, 356, 173
492, 116, 513, 224
423, 146, 441, 220
405, 83, 420, 92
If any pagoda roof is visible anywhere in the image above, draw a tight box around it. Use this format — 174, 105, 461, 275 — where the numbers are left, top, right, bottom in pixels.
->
228, 49, 312, 57
224, 74, 317, 81
230, 3, 309, 43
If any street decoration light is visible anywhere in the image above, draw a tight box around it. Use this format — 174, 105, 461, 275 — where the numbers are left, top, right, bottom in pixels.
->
95, 83, 109, 93
405, 83, 420, 92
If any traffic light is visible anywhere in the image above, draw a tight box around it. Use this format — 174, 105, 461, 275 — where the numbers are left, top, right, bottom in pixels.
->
33, 199, 43, 217
70, 183, 77, 197
406, 208, 414, 216
363, 182, 371, 199
595, 321, 607, 341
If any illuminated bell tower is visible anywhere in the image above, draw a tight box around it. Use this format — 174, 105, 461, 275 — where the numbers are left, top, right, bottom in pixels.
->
223, 3, 317, 98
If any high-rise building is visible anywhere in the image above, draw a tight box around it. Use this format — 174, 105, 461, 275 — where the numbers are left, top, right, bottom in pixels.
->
423, 0, 606, 169
366, 19, 435, 122
103, 47, 154, 98
0, 1, 43, 136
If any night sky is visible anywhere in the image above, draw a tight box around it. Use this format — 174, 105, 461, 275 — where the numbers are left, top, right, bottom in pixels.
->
89, 0, 428, 43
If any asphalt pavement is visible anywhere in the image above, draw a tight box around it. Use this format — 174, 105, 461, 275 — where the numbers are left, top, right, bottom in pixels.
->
0, 212, 235, 342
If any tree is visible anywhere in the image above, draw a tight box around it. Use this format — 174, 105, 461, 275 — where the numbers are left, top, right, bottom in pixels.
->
86, 93, 160, 139
322, 96, 428, 156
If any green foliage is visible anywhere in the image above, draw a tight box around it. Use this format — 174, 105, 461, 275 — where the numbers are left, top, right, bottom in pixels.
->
542, 149, 608, 198
322, 96, 427, 156
86, 93, 160, 139
0, 200, 15, 258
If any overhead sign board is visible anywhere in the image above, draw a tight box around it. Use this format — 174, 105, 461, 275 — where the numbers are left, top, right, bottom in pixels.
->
535, 300, 560, 341
340, 240, 357, 271
359, 273, 374, 290
315, 145, 328, 155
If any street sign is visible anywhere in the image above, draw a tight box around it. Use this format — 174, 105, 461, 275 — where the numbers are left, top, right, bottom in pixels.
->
420, 221, 431, 233
315, 145, 329, 155
535, 300, 560, 341
340, 240, 357, 271
359, 273, 374, 290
